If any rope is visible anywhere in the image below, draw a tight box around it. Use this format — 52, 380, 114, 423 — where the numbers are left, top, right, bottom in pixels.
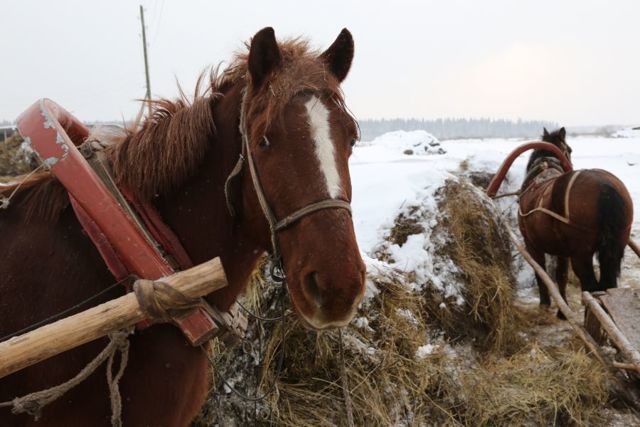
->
0, 330, 131, 426
490, 190, 520, 200
338, 329, 355, 427
518, 170, 583, 226
133, 279, 201, 323
0, 163, 46, 209
106, 332, 130, 427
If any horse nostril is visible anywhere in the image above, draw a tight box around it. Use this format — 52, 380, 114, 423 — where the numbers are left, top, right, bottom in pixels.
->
303, 271, 324, 309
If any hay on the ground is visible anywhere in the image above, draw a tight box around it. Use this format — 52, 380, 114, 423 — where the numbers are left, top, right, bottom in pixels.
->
195, 177, 620, 426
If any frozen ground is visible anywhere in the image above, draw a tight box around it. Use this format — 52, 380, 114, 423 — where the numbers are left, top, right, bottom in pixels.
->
350, 130, 640, 291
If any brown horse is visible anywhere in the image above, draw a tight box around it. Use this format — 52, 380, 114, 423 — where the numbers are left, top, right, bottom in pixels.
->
518, 127, 633, 317
0, 27, 365, 426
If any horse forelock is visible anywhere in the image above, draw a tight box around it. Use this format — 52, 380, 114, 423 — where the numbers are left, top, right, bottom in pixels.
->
238, 39, 353, 142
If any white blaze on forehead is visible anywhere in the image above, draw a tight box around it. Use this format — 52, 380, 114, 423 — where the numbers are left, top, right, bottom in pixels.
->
305, 96, 342, 198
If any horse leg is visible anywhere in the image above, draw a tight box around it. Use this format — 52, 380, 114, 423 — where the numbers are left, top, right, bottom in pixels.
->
555, 257, 569, 319
527, 244, 550, 306
571, 254, 599, 293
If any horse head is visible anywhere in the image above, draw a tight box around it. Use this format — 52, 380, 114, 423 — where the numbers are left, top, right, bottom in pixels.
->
542, 127, 572, 163
232, 28, 365, 330
524, 127, 573, 175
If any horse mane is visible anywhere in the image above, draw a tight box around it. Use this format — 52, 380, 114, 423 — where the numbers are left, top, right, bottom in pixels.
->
108, 72, 219, 200
4, 36, 349, 219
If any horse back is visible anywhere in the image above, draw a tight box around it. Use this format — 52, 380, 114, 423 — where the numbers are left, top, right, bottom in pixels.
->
556, 169, 633, 230
519, 168, 632, 256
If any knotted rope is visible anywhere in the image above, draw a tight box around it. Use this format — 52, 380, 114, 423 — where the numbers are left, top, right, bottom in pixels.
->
0, 330, 131, 425
133, 279, 202, 322
0, 277, 205, 424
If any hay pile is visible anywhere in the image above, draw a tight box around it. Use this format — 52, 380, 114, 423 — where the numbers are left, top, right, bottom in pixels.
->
0, 133, 36, 177
197, 178, 619, 426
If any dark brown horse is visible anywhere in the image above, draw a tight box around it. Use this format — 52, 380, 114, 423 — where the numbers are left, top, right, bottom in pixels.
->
519, 127, 633, 317
0, 27, 365, 426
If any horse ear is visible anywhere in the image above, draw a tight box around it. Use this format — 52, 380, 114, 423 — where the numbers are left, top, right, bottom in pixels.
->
320, 28, 354, 82
559, 127, 566, 139
543, 127, 549, 137
248, 27, 281, 89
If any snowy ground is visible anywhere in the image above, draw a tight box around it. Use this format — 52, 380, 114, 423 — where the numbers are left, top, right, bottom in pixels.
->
350, 130, 640, 292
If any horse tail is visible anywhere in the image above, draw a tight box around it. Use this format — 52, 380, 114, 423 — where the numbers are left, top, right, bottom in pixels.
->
596, 182, 629, 289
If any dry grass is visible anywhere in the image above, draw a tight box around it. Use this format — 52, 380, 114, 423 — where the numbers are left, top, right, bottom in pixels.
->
445, 344, 610, 426
0, 133, 35, 176
434, 179, 522, 353
197, 178, 619, 426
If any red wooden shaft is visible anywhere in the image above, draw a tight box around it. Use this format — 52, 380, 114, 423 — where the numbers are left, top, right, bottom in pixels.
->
17, 99, 173, 279
486, 141, 573, 198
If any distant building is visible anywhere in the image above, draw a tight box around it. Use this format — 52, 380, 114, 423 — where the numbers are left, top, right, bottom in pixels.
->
0, 125, 16, 142
633, 126, 640, 131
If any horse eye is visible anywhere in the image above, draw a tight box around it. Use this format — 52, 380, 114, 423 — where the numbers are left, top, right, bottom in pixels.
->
350, 139, 357, 148
259, 136, 271, 150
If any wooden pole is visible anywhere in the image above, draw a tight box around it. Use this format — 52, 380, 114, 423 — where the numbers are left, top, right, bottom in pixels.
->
139, 5, 152, 116
582, 291, 640, 373
628, 239, 640, 259
0, 258, 227, 379
504, 224, 609, 366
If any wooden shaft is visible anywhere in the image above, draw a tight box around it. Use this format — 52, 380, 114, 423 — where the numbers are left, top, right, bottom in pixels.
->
0, 258, 227, 379
628, 239, 640, 259
504, 225, 608, 366
613, 362, 638, 371
582, 291, 640, 373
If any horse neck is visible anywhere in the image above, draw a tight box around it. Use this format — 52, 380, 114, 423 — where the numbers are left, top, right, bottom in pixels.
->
153, 82, 264, 310
521, 154, 564, 191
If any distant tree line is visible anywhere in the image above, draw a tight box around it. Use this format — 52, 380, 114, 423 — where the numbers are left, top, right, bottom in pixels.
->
0, 117, 562, 140
358, 118, 558, 141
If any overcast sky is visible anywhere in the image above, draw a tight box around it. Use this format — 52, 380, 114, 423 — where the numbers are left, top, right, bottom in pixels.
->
1, 1, 638, 126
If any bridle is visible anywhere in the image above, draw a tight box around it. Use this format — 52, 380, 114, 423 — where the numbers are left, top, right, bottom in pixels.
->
224, 86, 353, 266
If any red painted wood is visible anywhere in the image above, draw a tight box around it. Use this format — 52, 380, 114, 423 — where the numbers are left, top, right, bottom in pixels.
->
486, 141, 573, 198
18, 99, 174, 278
16, 99, 216, 344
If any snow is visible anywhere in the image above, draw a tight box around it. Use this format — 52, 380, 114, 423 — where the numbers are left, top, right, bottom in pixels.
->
613, 127, 640, 139
351, 131, 640, 306
359, 130, 444, 156
415, 343, 437, 359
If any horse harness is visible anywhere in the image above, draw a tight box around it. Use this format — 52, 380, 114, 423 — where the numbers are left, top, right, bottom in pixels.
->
224, 87, 353, 266
518, 156, 582, 225
14, 100, 246, 347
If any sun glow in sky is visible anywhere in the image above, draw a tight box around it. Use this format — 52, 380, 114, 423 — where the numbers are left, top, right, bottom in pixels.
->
1, 0, 638, 126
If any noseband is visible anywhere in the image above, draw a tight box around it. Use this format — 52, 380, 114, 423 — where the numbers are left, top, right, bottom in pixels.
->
224, 87, 352, 263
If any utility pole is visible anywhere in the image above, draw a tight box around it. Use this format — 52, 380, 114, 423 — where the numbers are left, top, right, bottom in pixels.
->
139, 5, 152, 116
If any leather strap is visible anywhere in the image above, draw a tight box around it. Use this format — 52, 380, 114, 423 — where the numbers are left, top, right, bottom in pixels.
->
275, 199, 352, 231
519, 170, 582, 224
